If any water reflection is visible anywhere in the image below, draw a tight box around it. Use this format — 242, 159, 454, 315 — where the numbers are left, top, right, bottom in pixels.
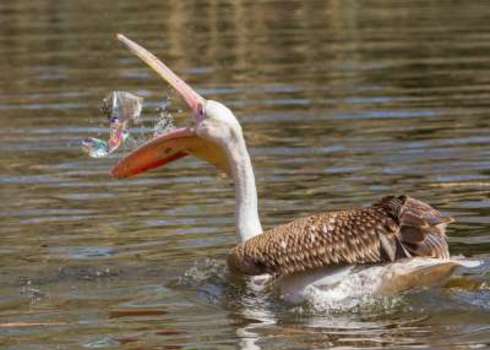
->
1, 0, 490, 349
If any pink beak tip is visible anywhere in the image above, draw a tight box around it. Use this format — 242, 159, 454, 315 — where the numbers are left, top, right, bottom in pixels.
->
116, 33, 127, 42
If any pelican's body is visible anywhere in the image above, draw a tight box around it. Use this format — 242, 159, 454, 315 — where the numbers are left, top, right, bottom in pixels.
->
112, 34, 474, 302
228, 195, 451, 276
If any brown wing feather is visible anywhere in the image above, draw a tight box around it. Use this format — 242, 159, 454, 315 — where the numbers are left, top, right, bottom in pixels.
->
228, 195, 453, 276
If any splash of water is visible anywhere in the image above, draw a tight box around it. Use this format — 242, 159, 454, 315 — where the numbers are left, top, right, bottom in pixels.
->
153, 97, 176, 137
178, 258, 227, 287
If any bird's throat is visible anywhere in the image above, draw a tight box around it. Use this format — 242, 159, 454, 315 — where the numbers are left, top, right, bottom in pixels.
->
224, 137, 262, 242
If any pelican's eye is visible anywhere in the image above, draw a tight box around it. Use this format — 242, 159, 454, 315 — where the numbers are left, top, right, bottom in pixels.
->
197, 103, 205, 121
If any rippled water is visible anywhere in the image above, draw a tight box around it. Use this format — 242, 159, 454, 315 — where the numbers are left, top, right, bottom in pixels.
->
1, 1, 490, 349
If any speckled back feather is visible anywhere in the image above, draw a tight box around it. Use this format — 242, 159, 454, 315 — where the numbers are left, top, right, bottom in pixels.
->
228, 195, 453, 276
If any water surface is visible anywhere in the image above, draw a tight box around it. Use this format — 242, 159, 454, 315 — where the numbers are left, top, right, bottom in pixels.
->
1, 1, 490, 349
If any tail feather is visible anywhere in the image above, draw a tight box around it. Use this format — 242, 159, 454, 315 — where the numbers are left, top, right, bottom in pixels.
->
376, 195, 452, 260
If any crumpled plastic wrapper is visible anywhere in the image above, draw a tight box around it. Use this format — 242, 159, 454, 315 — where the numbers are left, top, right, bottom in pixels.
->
82, 92, 177, 160
82, 91, 143, 158
102, 91, 143, 125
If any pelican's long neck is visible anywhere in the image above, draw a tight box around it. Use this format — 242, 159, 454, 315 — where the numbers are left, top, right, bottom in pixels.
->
224, 135, 262, 242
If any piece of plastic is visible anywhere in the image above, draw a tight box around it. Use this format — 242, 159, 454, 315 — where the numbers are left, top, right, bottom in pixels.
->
83, 91, 143, 158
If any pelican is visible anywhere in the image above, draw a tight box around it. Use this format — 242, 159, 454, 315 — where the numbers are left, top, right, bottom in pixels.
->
112, 34, 477, 303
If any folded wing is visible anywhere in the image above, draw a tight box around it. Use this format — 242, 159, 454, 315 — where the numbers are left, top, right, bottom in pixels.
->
228, 195, 452, 276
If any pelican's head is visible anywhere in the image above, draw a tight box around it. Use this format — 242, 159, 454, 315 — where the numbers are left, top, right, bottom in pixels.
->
112, 34, 243, 178
196, 99, 243, 149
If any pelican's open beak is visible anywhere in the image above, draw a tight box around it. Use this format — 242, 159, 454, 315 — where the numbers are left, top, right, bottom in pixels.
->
112, 34, 229, 178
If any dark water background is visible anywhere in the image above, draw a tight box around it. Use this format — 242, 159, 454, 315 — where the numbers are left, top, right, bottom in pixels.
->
1, 1, 489, 349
